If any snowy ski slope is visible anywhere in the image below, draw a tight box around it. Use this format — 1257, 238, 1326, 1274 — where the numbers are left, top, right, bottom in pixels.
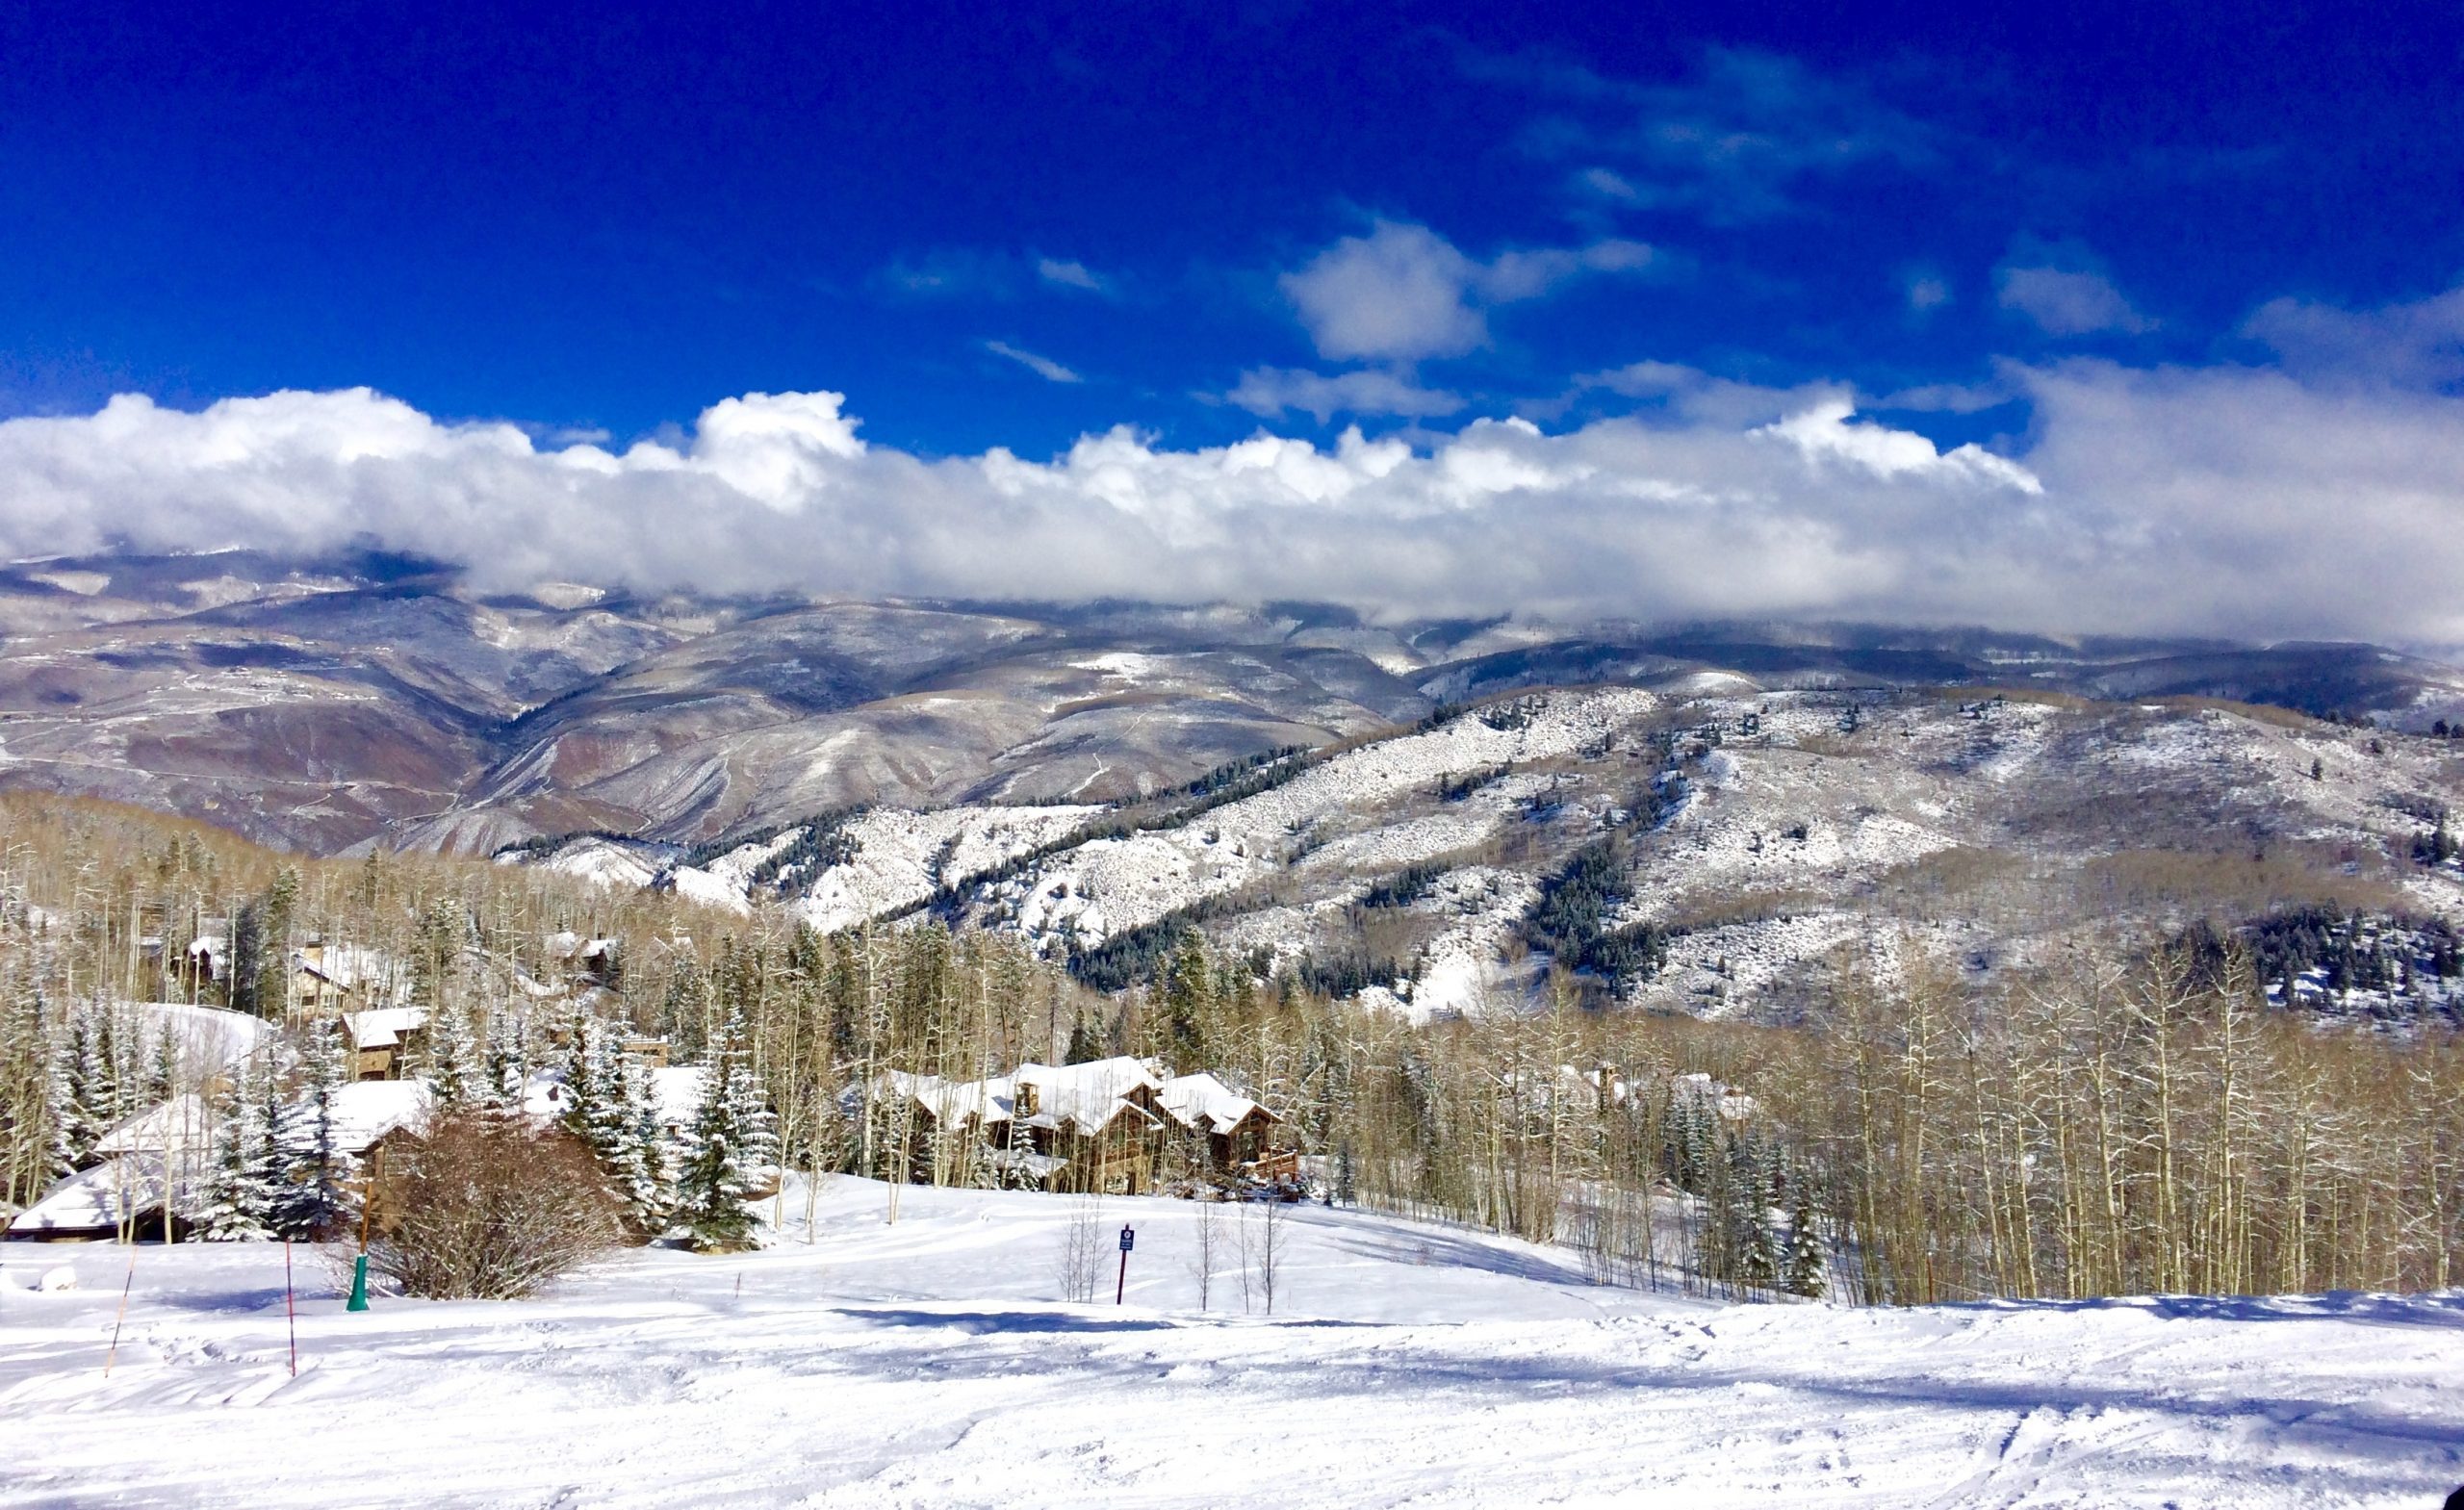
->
3, 1179, 2459, 1507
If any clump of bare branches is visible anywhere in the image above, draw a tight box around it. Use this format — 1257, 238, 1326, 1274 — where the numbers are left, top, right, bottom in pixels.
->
365, 1113, 625, 1299
1057, 1192, 1107, 1302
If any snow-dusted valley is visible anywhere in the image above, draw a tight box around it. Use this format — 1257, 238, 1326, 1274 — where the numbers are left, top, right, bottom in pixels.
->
6, 1180, 2461, 1509
6, 548, 2464, 861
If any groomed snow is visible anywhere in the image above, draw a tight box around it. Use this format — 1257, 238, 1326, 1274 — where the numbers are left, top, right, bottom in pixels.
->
3, 1180, 2458, 1507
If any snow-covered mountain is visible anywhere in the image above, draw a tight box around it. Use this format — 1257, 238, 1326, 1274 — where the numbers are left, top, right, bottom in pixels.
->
536, 681, 2464, 1022
7, 549, 2464, 864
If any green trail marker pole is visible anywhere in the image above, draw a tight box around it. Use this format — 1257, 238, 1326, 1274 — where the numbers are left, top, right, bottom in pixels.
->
346, 1144, 380, 1313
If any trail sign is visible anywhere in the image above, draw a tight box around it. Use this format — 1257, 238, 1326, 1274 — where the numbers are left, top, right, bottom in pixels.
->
1116, 1224, 1135, 1303
1119, 1224, 1136, 1252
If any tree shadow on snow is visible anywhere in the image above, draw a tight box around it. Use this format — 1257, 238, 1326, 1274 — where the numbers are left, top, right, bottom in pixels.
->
1309, 1218, 1597, 1289
1971, 1290, 2464, 1331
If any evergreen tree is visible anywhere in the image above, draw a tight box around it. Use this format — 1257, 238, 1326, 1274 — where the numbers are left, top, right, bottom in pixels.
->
89, 1003, 126, 1133
611, 1054, 670, 1232
228, 900, 266, 1015
48, 1007, 104, 1173
420, 1002, 480, 1109
1158, 931, 1215, 1072
144, 1021, 179, 1106
194, 1059, 277, 1241
1782, 1186, 1828, 1298
673, 1007, 775, 1250
481, 1007, 529, 1112
271, 1020, 356, 1239
1003, 1100, 1041, 1190
559, 1008, 665, 1231
1735, 1145, 1782, 1292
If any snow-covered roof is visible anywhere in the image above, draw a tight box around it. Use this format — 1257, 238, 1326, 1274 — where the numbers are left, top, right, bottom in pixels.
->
1158, 1073, 1274, 1136
126, 1000, 273, 1072
7, 1153, 197, 1237
345, 1006, 428, 1051
878, 1071, 1018, 1128
1014, 1057, 1166, 1136
94, 1093, 217, 1156
329, 1080, 434, 1153
547, 932, 619, 961
293, 943, 400, 992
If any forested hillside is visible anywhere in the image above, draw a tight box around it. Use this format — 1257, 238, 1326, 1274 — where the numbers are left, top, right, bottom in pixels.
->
6, 794, 2458, 1302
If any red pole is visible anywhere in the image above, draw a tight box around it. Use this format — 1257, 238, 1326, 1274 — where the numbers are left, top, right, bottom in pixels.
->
103, 1245, 139, 1377
284, 1240, 298, 1377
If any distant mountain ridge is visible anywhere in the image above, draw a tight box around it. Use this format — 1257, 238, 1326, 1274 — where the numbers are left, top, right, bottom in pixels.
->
1, 548, 2459, 857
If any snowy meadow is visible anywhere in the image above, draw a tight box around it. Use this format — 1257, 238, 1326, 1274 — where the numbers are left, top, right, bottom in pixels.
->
5, 1178, 2461, 1509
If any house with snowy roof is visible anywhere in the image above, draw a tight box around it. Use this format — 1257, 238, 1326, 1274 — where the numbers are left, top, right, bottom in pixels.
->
870, 1057, 1286, 1194
290, 940, 404, 1015
343, 1006, 429, 1080
6, 1080, 433, 1242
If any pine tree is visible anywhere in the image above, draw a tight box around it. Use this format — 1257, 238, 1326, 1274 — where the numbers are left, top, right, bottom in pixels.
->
1735, 1143, 1782, 1292
1782, 1187, 1828, 1298
47, 1004, 121, 1173
194, 1059, 277, 1241
673, 1008, 775, 1251
420, 1002, 480, 1110
1003, 1100, 1041, 1190
560, 1008, 663, 1232
481, 1007, 528, 1112
144, 1021, 179, 1106
271, 1020, 356, 1239
611, 1054, 670, 1233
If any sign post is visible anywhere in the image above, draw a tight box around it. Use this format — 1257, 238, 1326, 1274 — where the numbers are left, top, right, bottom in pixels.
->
1116, 1223, 1135, 1305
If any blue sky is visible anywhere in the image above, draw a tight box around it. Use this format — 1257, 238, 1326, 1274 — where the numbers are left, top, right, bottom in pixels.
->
2, 3, 2462, 642
6, 1, 2458, 453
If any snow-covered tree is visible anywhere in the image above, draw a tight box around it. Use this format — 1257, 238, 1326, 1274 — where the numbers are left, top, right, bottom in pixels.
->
194, 1057, 278, 1241
271, 1019, 356, 1239
673, 1007, 775, 1251
420, 1002, 481, 1110
611, 1054, 670, 1232
48, 1005, 108, 1172
557, 1008, 663, 1233
1782, 1187, 1828, 1299
143, 1021, 179, 1106
1735, 1145, 1782, 1293
481, 1007, 528, 1112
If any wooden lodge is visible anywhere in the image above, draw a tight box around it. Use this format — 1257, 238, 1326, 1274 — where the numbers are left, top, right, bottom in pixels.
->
874, 1057, 1288, 1195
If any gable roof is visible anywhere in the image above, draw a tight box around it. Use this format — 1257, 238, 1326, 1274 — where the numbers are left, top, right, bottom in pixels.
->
1013, 1057, 1166, 1136
1158, 1073, 1275, 1136
345, 1006, 428, 1051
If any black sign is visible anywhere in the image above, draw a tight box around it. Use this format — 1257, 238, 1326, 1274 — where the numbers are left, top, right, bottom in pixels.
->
1118, 1224, 1136, 1252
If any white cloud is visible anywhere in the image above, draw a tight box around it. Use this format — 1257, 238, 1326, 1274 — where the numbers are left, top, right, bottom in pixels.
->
1279, 221, 1660, 362
1035, 258, 1109, 294
1757, 398, 2040, 493
1476, 45, 1940, 221
1280, 223, 1488, 362
984, 342, 1083, 384
1905, 273, 1952, 313
1996, 265, 2153, 337
1225, 367, 1466, 422
2242, 285, 2464, 387
10, 348, 2464, 644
